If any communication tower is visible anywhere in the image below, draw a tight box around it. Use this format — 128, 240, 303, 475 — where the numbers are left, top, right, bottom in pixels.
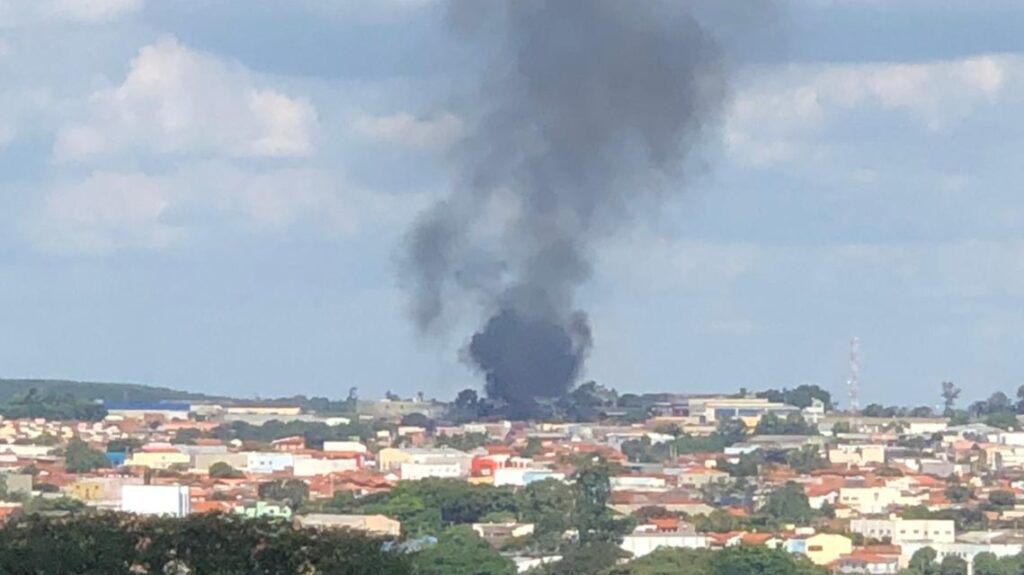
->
847, 337, 860, 428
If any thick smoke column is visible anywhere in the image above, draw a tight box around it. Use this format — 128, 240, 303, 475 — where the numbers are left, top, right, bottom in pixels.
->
404, 0, 726, 418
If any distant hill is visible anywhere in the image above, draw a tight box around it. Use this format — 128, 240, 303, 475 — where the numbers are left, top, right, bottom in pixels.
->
0, 379, 226, 404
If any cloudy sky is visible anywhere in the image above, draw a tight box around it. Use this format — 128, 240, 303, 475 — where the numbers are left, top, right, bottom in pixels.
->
1, 0, 1022, 407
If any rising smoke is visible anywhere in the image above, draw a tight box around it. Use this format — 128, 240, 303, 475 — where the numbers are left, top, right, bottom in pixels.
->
403, 0, 728, 418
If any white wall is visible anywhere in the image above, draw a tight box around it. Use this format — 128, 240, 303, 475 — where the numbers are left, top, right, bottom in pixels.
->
400, 462, 462, 481
121, 485, 190, 517
621, 534, 708, 558
293, 457, 359, 477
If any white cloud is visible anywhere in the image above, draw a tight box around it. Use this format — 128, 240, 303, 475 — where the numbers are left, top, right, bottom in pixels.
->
173, 162, 359, 233
34, 171, 183, 254
31, 161, 430, 254
726, 54, 1016, 166
54, 37, 317, 162
352, 112, 463, 151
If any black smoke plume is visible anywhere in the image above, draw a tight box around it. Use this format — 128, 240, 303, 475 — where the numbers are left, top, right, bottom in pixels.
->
403, 0, 727, 418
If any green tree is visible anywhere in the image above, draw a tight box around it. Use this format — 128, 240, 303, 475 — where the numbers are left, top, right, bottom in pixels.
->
754, 413, 815, 436
258, 479, 309, 510
988, 490, 1015, 508
941, 382, 961, 417
435, 433, 489, 452
335, 479, 517, 536
909, 547, 938, 575
985, 411, 1019, 430
0, 513, 411, 575
516, 478, 575, 549
64, 437, 110, 473
760, 482, 814, 524
174, 428, 204, 445
0, 389, 107, 421
400, 413, 433, 429
786, 446, 826, 473
606, 548, 713, 575
367, 492, 441, 536
541, 542, 627, 575
572, 459, 623, 544
944, 484, 972, 503
105, 438, 142, 454
209, 462, 244, 479
521, 437, 544, 458
23, 497, 87, 515
756, 385, 833, 410
939, 555, 968, 575
948, 410, 970, 426
411, 526, 515, 575
973, 552, 1008, 575
712, 545, 825, 575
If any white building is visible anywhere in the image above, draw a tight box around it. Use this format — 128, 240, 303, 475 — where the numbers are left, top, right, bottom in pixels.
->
850, 518, 955, 545
400, 461, 463, 480
493, 467, 564, 487
621, 524, 708, 558
323, 441, 367, 453
293, 456, 360, 477
121, 485, 190, 517
245, 452, 295, 474
838, 487, 925, 515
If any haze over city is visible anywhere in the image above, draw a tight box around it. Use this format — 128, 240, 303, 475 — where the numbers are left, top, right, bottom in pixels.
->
2, 0, 1024, 405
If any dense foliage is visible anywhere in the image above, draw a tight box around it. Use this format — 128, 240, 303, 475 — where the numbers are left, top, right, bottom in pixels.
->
435, 432, 490, 451
258, 479, 310, 510
0, 390, 107, 421
756, 385, 832, 410
208, 461, 245, 478
323, 478, 518, 536
411, 526, 516, 575
0, 379, 217, 403
753, 413, 817, 436
861, 404, 936, 418
607, 546, 826, 575
64, 437, 111, 473
0, 513, 410, 575
621, 419, 747, 462
210, 420, 379, 447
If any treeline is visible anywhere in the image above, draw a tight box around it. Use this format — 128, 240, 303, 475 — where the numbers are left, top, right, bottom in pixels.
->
0, 389, 107, 421
0, 379, 217, 403
449, 383, 835, 425
318, 471, 628, 549
620, 415, 817, 465
608, 547, 824, 575
755, 385, 832, 410
0, 513, 409, 575
904, 546, 1024, 575
204, 420, 385, 448
621, 419, 748, 463
0, 512, 828, 575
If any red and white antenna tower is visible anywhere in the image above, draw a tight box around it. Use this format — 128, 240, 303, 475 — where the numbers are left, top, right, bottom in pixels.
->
847, 337, 860, 428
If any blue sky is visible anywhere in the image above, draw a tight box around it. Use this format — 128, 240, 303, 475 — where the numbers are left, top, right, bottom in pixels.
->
0, 0, 1022, 407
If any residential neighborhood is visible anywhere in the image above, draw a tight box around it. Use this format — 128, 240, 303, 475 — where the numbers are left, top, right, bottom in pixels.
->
2, 382, 1024, 574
